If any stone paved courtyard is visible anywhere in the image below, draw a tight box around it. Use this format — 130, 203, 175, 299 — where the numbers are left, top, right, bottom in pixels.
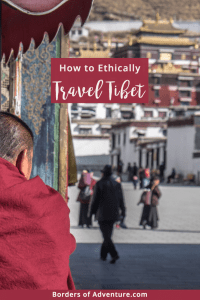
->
68, 181, 200, 289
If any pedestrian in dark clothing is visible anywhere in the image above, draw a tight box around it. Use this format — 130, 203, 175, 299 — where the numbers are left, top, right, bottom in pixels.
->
89, 165, 126, 263
132, 162, 138, 189
159, 162, 165, 182
77, 170, 96, 228
117, 160, 123, 178
127, 163, 132, 181
143, 177, 162, 229
167, 168, 176, 183
138, 167, 145, 189
137, 188, 151, 229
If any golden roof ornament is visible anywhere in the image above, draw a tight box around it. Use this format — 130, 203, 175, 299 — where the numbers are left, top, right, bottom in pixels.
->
93, 42, 97, 52
194, 39, 199, 49
128, 35, 133, 46
107, 37, 111, 49
156, 12, 161, 23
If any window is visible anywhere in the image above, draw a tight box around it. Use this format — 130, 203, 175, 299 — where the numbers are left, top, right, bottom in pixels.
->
112, 134, 116, 149
121, 111, 133, 119
192, 69, 197, 73
163, 129, 167, 136
79, 128, 92, 134
71, 30, 75, 35
179, 90, 191, 98
71, 103, 78, 111
118, 134, 121, 145
123, 133, 126, 145
175, 110, 185, 117
144, 111, 153, 118
106, 107, 112, 118
179, 80, 191, 87
101, 128, 110, 134
78, 29, 82, 35
154, 77, 160, 85
155, 89, 160, 98
181, 101, 190, 106
82, 107, 95, 112
159, 111, 167, 119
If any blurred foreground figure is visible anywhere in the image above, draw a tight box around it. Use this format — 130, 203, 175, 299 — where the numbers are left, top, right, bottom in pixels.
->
89, 165, 126, 264
0, 112, 76, 290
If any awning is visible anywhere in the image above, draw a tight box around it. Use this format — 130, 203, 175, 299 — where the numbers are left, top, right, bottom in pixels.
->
2, 0, 93, 60
179, 97, 192, 102
101, 125, 112, 129
78, 125, 92, 129
134, 127, 146, 134
110, 148, 120, 156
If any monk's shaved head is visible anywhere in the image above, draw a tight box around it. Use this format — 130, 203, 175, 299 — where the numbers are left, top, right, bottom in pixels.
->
0, 112, 33, 163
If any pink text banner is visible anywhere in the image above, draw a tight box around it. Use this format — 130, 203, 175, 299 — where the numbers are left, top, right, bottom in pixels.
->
51, 58, 149, 104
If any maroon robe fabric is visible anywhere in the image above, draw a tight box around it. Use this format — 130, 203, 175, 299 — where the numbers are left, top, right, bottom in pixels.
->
0, 157, 76, 290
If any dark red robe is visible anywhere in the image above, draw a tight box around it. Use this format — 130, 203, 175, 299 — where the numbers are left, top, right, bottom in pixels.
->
0, 157, 76, 290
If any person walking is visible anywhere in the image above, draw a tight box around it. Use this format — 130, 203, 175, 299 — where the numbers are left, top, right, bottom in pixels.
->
138, 177, 161, 229
147, 177, 161, 229
127, 163, 132, 181
132, 162, 138, 190
138, 167, 145, 189
117, 160, 123, 179
77, 170, 96, 228
138, 188, 151, 229
89, 165, 126, 263
159, 162, 165, 182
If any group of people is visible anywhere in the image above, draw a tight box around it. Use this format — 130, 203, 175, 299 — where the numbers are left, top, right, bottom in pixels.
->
76, 162, 162, 263
127, 162, 151, 190
0, 111, 163, 289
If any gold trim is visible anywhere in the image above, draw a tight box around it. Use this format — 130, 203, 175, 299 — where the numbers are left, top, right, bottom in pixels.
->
139, 28, 185, 34
137, 36, 195, 46
150, 63, 190, 74
80, 49, 110, 58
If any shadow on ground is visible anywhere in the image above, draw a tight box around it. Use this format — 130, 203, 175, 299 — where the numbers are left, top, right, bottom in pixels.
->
70, 243, 200, 290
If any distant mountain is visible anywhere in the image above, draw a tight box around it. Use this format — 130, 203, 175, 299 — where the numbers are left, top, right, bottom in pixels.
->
89, 0, 200, 21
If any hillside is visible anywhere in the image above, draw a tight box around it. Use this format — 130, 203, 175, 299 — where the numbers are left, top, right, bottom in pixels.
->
88, 0, 200, 21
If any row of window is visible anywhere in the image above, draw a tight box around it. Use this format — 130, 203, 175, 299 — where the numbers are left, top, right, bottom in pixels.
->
78, 128, 111, 135
151, 78, 193, 86
146, 52, 198, 61
112, 133, 126, 149
143, 111, 167, 118
154, 89, 191, 98
71, 29, 82, 35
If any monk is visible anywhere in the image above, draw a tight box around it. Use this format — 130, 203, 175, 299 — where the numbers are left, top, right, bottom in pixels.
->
0, 112, 76, 290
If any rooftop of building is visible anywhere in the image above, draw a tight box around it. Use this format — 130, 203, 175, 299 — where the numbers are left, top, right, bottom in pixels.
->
112, 119, 167, 129
136, 14, 186, 35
